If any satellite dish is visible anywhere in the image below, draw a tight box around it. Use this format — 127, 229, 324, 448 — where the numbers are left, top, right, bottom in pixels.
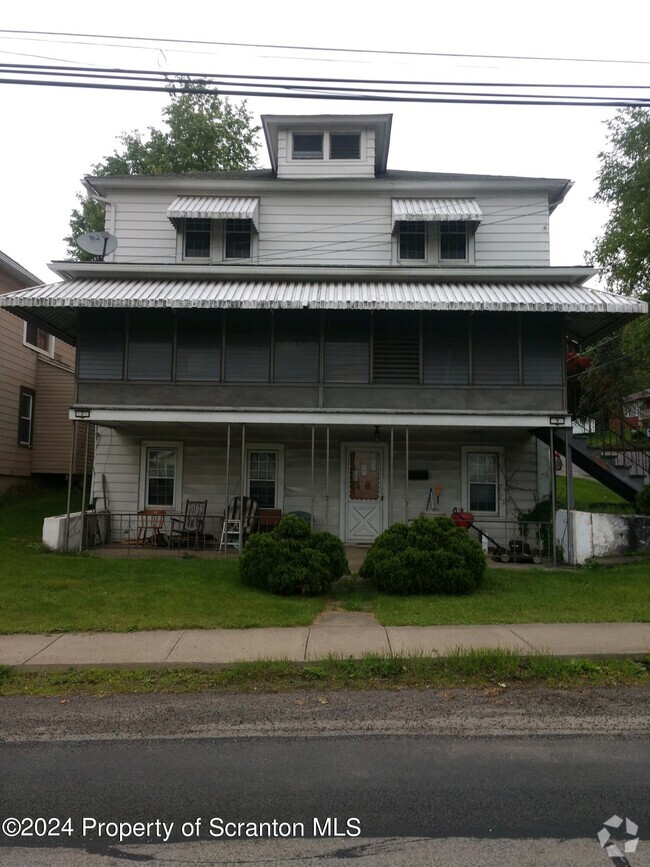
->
76, 231, 118, 258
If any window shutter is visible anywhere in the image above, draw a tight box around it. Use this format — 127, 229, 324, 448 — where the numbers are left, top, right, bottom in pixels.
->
127, 311, 174, 381
225, 311, 271, 382
78, 310, 124, 380
423, 313, 469, 385
324, 312, 370, 383
274, 311, 319, 382
176, 311, 221, 381
522, 314, 563, 385
373, 314, 419, 383
472, 314, 519, 386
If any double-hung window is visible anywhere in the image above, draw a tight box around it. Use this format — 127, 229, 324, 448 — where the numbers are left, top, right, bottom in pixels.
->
398, 221, 426, 260
246, 446, 284, 509
18, 388, 35, 446
182, 218, 254, 262
440, 221, 468, 260
292, 131, 361, 161
224, 219, 252, 259
184, 219, 211, 258
141, 443, 183, 510
462, 447, 504, 516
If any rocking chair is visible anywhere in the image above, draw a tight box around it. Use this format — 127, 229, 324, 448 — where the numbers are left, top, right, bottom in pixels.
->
170, 500, 208, 548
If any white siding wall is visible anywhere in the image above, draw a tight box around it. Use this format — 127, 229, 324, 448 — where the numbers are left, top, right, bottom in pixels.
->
93, 424, 541, 546
474, 194, 550, 266
107, 188, 551, 268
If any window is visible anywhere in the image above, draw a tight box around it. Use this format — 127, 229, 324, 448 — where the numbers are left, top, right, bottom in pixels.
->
324, 312, 370, 383
176, 311, 221, 381
78, 310, 124, 380
329, 132, 360, 159
140, 443, 183, 510
24, 322, 53, 355
274, 311, 319, 383
225, 219, 252, 259
127, 311, 173, 381
293, 133, 323, 159
225, 311, 271, 381
440, 221, 468, 260
246, 446, 284, 509
18, 388, 35, 446
462, 447, 504, 516
184, 219, 211, 258
398, 221, 426, 260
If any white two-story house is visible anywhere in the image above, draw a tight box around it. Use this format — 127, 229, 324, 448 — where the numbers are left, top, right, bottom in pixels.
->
1, 113, 646, 546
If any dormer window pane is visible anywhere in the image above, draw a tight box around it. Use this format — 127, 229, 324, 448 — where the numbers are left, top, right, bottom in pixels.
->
440, 221, 467, 260
330, 133, 360, 160
293, 133, 323, 159
184, 219, 211, 258
225, 219, 252, 259
398, 221, 426, 260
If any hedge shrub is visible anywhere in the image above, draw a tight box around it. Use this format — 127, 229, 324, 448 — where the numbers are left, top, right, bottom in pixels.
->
240, 514, 348, 595
359, 515, 486, 595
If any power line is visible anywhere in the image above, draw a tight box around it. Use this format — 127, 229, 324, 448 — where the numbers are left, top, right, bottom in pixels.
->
2, 28, 650, 67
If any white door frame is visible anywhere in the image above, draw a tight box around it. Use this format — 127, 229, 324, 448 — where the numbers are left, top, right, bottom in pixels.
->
339, 442, 388, 543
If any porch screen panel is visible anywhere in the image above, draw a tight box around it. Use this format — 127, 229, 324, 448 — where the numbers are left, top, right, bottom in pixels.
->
274, 311, 319, 382
373, 313, 419, 383
224, 310, 271, 381
127, 311, 173, 380
522, 314, 563, 385
324, 312, 370, 383
78, 310, 125, 380
422, 313, 469, 385
176, 311, 221, 380
472, 313, 519, 386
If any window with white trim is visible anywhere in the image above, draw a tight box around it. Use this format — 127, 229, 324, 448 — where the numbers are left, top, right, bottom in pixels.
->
140, 443, 183, 510
291, 131, 361, 161
180, 219, 255, 262
246, 446, 284, 509
18, 388, 35, 446
462, 447, 505, 516
395, 221, 473, 265
439, 221, 468, 260
24, 322, 53, 355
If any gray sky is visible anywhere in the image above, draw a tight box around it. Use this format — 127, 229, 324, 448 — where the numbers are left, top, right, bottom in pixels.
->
1, 0, 649, 282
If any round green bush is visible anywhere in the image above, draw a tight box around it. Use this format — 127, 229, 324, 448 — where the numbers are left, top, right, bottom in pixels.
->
240, 516, 348, 595
359, 515, 485, 595
635, 484, 650, 515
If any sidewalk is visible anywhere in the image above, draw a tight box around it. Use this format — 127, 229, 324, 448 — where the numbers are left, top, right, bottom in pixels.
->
1, 613, 648, 669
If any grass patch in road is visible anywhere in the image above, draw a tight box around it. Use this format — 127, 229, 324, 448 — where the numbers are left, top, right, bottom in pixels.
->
334, 562, 650, 626
0, 652, 647, 696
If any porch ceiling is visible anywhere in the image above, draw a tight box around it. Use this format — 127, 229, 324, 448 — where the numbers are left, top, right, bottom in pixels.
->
1, 277, 645, 346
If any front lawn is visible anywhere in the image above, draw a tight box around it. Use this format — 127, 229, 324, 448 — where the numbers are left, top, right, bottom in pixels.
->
556, 476, 636, 514
0, 484, 648, 634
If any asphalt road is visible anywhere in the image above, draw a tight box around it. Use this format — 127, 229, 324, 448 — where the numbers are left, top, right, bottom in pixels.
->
1, 689, 648, 865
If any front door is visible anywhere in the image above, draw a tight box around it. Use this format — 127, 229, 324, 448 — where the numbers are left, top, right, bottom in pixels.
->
343, 445, 386, 543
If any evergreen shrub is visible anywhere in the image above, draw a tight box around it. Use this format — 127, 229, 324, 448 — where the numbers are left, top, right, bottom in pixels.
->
359, 515, 485, 595
240, 515, 348, 595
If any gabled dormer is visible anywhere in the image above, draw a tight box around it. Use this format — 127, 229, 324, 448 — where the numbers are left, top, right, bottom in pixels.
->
262, 114, 392, 179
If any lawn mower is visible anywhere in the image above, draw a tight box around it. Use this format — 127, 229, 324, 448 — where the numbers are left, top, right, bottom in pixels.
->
450, 507, 543, 564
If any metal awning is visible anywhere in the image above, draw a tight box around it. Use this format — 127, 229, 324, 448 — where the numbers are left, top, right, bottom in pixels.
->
1, 277, 645, 346
167, 196, 259, 229
392, 198, 483, 228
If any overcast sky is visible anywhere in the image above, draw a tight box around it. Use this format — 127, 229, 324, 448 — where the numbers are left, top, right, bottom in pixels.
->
1, 0, 649, 283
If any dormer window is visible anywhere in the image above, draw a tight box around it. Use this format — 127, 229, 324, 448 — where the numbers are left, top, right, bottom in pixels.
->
291, 131, 362, 162
293, 133, 324, 159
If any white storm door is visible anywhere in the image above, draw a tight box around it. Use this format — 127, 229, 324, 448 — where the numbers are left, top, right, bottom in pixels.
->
343, 445, 386, 543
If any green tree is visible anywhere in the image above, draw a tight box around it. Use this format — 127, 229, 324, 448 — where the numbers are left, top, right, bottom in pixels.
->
65, 81, 260, 260
590, 108, 650, 297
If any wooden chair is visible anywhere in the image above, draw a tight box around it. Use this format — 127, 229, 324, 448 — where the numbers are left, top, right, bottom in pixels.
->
219, 496, 258, 552
136, 509, 166, 547
170, 500, 208, 548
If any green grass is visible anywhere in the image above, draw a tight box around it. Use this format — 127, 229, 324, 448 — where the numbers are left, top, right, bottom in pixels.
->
556, 476, 636, 514
0, 484, 648, 634
0, 484, 325, 633
334, 562, 650, 625
0, 652, 647, 696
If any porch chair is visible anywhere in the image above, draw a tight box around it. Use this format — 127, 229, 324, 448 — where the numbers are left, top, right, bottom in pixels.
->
219, 496, 258, 552
169, 500, 208, 549
136, 509, 166, 547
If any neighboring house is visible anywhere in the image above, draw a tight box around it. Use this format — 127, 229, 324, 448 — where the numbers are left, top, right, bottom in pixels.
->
0, 249, 83, 494
0, 114, 646, 544
624, 389, 650, 430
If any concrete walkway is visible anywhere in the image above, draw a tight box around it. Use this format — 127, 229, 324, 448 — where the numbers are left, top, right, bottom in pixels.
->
1, 613, 648, 670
